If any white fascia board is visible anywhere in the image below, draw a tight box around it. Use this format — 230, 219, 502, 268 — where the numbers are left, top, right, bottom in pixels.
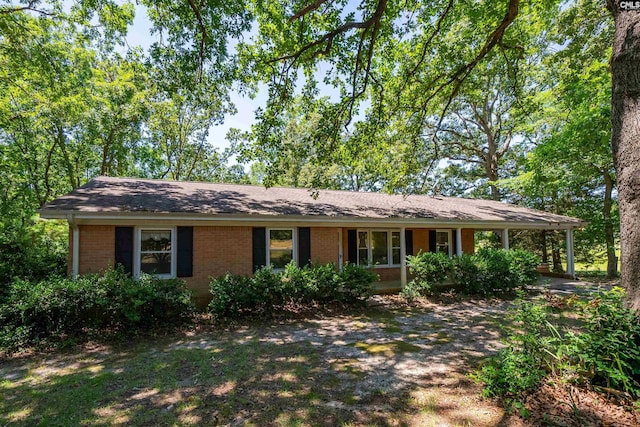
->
39, 210, 588, 230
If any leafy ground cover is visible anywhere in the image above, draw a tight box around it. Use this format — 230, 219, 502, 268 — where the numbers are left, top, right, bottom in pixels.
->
1, 279, 637, 426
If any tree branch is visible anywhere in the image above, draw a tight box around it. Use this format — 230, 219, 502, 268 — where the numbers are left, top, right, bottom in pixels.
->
187, 0, 207, 78
289, 0, 334, 22
0, 1, 55, 16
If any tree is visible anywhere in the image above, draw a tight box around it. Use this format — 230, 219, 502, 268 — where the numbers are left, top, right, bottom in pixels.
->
501, 0, 618, 277
237, 0, 640, 307
606, 1, 640, 309
436, 66, 532, 201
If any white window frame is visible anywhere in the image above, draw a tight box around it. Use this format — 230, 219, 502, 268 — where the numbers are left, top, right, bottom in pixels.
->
134, 227, 177, 279
266, 227, 297, 270
357, 229, 402, 268
435, 229, 453, 257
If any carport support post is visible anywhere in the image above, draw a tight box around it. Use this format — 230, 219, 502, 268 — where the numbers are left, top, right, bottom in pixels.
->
566, 228, 575, 278
456, 228, 462, 257
502, 228, 510, 250
400, 227, 407, 288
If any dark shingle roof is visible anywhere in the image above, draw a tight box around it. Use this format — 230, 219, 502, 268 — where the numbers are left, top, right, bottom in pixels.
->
39, 176, 584, 227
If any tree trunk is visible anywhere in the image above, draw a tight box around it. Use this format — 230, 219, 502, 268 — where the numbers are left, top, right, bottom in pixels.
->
603, 170, 618, 278
484, 134, 501, 201
607, 3, 640, 310
551, 232, 564, 273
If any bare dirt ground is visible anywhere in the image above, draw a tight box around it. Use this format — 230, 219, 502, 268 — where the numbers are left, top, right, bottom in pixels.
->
1, 278, 637, 426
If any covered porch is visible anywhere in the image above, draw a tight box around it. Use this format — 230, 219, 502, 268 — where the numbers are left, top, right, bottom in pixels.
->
366, 225, 580, 292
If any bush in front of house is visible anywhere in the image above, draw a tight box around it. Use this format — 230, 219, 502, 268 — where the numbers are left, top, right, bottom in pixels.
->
474, 288, 640, 400
402, 251, 454, 299
454, 248, 540, 295
0, 268, 195, 351
208, 262, 377, 319
403, 248, 539, 298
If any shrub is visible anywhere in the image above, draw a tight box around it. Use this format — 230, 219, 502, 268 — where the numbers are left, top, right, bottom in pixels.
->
506, 249, 540, 287
475, 288, 640, 399
454, 248, 539, 295
402, 251, 454, 298
474, 296, 554, 397
402, 248, 539, 298
335, 262, 377, 303
0, 220, 67, 300
0, 268, 194, 350
567, 288, 640, 396
208, 262, 377, 319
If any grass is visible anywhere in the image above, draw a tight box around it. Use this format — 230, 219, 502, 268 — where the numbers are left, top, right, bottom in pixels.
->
0, 300, 510, 427
1, 336, 350, 426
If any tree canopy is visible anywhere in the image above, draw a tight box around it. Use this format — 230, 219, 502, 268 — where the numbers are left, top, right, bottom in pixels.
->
2, 0, 639, 306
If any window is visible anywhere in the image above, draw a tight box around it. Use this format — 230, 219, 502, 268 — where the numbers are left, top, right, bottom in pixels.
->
357, 230, 402, 267
138, 228, 175, 277
357, 231, 369, 266
391, 231, 401, 264
435, 230, 452, 257
371, 231, 388, 265
267, 228, 295, 269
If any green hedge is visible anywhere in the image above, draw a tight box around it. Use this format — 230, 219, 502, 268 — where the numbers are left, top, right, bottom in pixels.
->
0, 221, 67, 300
0, 268, 195, 350
208, 262, 377, 318
402, 248, 539, 298
475, 288, 640, 399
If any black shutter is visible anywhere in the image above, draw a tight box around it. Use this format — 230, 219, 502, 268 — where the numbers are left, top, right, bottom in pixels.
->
428, 230, 437, 253
405, 230, 414, 257
452, 230, 458, 256
252, 227, 266, 272
298, 227, 311, 267
115, 226, 134, 274
347, 229, 357, 264
176, 226, 193, 277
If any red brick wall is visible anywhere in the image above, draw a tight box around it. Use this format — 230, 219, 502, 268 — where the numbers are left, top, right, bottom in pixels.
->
77, 225, 115, 275
462, 228, 475, 254
71, 224, 476, 306
184, 226, 253, 303
375, 267, 401, 281
411, 228, 429, 254
310, 227, 340, 265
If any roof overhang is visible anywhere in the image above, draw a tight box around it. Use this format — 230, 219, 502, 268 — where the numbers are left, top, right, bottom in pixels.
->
39, 210, 588, 230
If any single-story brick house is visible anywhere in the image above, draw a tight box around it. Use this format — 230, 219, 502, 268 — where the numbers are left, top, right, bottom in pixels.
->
39, 176, 585, 306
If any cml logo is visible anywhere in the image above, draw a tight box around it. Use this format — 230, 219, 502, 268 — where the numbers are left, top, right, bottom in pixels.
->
620, 1, 640, 10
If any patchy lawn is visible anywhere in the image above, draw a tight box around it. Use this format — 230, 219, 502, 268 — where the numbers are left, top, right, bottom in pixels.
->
1, 284, 636, 426
1, 296, 513, 426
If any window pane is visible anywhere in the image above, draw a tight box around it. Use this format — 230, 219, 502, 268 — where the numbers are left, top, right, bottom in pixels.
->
270, 229, 293, 269
371, 231, 388, 265
140, 253, 171, 274
436, 231, 450, 255
270, 229, 293, 245
270, 249, 293, 269
392, 248, 401, 265
358, 248, 369, 266
358, 231, 368, 248
436, 231, 449, 244
392, 232, 400, 248
141, 231, 171, 251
